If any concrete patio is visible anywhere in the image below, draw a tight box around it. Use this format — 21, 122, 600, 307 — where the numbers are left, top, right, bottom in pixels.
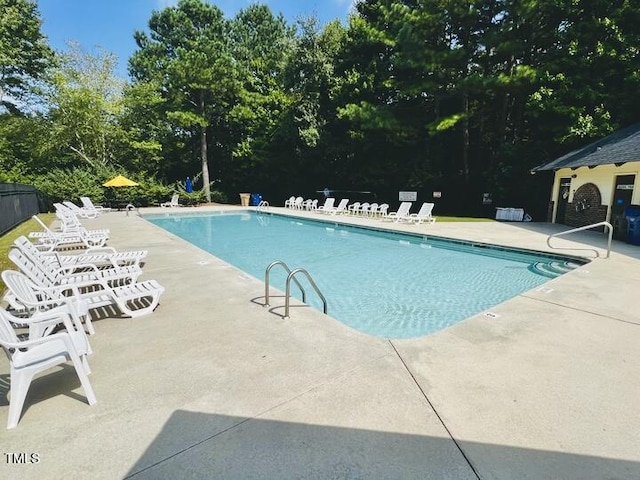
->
1, 206, 639, 479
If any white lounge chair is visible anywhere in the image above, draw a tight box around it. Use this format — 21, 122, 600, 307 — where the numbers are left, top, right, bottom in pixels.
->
385, 202, 413, 222
8, 248, 142, 292
62, 201, 98, 219
80, 196, 110, 214
3, 266, 165, 332
53, 205, 110, 236
29, 215, 109, 251
2, 270, 94, 336
13, 236, 146, 274
324, 198, 349, 215
316, 197, 335, 213
0, 305, 96, 429
161, 194, 182, 208
409, 202, 436, 224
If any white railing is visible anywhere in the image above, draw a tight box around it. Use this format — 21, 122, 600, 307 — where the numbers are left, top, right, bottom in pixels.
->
546, 221, 613, 259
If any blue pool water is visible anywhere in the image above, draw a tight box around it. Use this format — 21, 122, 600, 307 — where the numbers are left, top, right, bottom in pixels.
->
145, 211, 585, 339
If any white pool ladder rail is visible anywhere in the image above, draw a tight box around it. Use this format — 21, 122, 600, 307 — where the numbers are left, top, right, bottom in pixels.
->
546, 221, 613, 259
264, 260, 328, 318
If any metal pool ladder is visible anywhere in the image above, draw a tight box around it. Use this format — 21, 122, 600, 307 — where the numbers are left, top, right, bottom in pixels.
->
264, 260, 328, 318
546, 221, 613, 258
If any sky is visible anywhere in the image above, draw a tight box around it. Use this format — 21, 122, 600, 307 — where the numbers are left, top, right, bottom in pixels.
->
36, 0, 355, 78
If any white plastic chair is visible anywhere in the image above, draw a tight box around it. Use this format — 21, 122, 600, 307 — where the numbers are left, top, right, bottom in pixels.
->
284, 196, 295, 208
348, 202, 361, 216
369, 203, 379, 217
0, 306, 96, 429
377, 203, 389, 218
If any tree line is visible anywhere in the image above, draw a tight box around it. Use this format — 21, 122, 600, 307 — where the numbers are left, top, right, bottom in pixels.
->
1, 0, 638, 216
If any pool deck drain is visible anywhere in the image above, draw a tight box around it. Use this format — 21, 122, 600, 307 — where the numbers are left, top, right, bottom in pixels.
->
1, 205, 639, 479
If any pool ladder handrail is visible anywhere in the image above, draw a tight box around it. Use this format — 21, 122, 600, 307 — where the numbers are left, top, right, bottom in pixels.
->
257, 200, 270, 211
264, 260, 328, 318
546, 221, 613, 259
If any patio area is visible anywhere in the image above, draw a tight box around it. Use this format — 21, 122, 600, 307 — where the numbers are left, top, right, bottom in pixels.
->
1, 206, 639, 479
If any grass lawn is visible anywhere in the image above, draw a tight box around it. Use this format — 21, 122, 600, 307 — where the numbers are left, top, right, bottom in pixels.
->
0, 213, 55, 293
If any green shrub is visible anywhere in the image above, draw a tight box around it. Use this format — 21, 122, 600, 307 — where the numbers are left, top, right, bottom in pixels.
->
14, 166, 228, 208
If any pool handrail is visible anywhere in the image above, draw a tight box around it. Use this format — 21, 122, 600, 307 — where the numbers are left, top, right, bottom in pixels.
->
546, 221, 613, 259
284, 268, 327, 319
264, 260, 306, 306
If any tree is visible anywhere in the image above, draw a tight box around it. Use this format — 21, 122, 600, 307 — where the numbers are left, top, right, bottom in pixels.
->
527, 0, 640, 146
278, 17, 347, 193
118, 81, 165, 175
226, 4, 294, 193
335, 1, 432, 194
0, 0, 53, 112
129, 0, 237, 202
44, 42, 126, 171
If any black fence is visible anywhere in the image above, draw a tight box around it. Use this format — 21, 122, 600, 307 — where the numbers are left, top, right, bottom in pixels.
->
0, 183, 42, 236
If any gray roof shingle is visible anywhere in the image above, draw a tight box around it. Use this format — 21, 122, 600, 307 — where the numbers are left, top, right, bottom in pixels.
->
532, 123, 640, 171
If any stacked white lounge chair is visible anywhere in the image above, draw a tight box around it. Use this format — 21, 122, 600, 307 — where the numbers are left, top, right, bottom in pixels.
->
0, 204, 165, 429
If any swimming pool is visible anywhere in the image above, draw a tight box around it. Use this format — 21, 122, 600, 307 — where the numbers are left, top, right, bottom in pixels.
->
145, 211, 586, 338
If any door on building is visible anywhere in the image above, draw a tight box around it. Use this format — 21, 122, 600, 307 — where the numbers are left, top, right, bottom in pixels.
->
611, 174, 636, 238
556, 177, 572, 224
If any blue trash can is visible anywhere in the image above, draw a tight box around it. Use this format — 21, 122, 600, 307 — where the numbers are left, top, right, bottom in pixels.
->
624, 206, 640, 245
250, 193, 262, 206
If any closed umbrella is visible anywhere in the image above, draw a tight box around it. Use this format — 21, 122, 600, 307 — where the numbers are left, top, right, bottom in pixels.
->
185, 177, 193, 193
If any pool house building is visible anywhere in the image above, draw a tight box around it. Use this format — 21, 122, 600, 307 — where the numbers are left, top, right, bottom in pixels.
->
532, 123, 640, 236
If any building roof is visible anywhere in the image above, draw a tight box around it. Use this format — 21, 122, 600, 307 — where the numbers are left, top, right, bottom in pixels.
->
532, 123, 640, 172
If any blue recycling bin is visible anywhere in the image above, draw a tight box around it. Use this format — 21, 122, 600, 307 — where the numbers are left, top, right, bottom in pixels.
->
625, 206, 640, 245
250, 193, 262, 206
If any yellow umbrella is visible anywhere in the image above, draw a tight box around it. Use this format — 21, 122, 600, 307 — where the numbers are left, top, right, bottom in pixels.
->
102, 175, 139, 187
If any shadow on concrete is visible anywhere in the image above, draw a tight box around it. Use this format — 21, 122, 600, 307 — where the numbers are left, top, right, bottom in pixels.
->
0, 367, 90, 422
125, 410, 640, 480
